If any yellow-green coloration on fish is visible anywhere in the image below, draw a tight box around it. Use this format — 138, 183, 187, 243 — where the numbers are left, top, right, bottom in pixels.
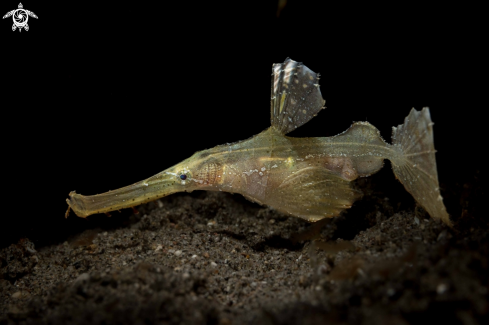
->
66, 58, 451, 226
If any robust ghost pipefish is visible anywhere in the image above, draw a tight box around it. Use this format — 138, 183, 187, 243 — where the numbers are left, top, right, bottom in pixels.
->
66, 58, 451, 226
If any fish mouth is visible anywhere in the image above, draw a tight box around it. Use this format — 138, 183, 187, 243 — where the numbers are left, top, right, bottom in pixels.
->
66, 168, 184, 218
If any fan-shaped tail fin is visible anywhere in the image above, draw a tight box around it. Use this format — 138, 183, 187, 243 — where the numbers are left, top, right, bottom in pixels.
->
390, 108, 451, 226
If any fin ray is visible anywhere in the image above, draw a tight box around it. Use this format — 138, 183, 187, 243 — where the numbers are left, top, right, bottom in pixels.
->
270, 58, 325, 134
266, 167, 361, 222
391, 108, 451, 226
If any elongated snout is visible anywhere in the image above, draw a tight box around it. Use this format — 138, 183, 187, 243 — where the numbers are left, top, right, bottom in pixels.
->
66, 168, 185, 218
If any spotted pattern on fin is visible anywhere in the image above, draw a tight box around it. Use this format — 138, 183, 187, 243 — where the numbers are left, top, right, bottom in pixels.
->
270, 58, 325, 134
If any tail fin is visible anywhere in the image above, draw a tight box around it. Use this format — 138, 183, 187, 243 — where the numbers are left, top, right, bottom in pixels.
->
391, 108, 452, 226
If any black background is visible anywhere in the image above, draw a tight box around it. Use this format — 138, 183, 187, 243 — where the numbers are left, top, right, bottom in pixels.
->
0, 1, 485, 248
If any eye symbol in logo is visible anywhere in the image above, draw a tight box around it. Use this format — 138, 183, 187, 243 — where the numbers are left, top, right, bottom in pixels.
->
3, 3, 38, 32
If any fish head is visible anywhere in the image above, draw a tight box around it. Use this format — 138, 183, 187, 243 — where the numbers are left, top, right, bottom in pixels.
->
66, 148, 226, 218
165, 149, 224, 192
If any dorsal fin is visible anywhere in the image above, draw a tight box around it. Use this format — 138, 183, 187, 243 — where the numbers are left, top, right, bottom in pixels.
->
270, 58, 325, 134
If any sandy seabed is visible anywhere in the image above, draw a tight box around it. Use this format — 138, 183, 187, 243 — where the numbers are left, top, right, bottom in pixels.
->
1, 169, 487, 324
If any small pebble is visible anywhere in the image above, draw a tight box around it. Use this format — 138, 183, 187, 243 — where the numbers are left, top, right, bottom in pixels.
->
437, 283, 448, 294
73, 273, 90, 285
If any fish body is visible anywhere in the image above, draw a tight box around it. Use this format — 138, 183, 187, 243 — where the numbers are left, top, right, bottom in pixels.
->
67, 59, 451, 226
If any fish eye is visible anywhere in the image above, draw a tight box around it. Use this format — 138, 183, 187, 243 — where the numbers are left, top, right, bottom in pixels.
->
177, 170, 191, 183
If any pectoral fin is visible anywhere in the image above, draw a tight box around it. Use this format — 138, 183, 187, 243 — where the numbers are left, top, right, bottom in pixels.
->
266, 167, 362, 222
